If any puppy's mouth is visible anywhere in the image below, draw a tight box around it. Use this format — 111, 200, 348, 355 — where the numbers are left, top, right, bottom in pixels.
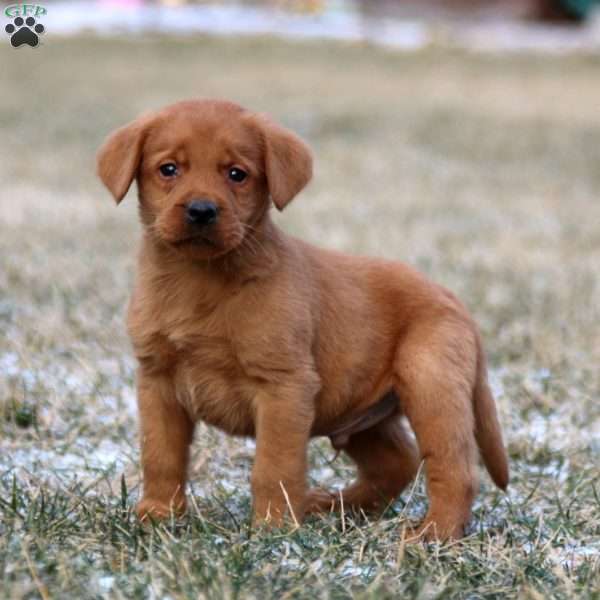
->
173, 235, 219, 248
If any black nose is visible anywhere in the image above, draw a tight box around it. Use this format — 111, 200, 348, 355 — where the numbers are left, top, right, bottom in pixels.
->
185, 200, 218, 226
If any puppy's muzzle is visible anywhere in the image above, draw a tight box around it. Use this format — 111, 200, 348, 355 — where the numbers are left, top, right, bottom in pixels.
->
185, 200, 219, 227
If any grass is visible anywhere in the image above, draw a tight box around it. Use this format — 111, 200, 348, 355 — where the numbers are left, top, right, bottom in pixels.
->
1, 35, 599, 598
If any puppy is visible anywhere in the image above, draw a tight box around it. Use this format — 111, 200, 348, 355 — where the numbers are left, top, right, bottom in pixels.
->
97, 99, 508, 541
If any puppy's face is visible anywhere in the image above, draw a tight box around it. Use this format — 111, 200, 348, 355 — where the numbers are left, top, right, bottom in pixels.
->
97, 100, 312, 260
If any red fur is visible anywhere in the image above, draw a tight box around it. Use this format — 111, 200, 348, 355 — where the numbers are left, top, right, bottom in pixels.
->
97, 99, 509, 541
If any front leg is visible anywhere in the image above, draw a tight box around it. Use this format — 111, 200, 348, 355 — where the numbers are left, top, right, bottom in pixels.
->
251, 386, 315, 527
136, 370, 195, 520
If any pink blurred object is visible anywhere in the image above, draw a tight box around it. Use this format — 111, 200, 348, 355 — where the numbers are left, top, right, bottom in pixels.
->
98, 0, 145, 8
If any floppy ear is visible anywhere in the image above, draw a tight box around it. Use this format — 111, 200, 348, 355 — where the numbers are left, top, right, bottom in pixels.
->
96, 116, 151, 204
253, 116, 313, 211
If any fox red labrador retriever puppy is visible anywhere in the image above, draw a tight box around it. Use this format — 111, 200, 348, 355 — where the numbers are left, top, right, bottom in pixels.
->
97, 99, 508, 541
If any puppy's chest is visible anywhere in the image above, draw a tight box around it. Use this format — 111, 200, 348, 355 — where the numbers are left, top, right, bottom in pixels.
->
140, 318, 258, 436
173, 334, 257, 436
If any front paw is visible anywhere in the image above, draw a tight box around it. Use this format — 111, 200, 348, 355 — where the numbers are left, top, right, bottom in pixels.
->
252, 495, 306, 529
251, 503, 295, 529
404, 517, 466, 543
136, 497, 186, 522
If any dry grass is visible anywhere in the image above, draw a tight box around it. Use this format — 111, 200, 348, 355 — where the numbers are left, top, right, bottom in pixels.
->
0, 36, 599, 598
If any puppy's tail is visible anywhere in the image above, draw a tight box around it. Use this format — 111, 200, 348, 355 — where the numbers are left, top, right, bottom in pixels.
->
473, 350, 509, 490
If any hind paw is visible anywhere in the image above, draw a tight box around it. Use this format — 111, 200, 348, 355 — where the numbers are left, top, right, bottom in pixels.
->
304, 488, 337, 514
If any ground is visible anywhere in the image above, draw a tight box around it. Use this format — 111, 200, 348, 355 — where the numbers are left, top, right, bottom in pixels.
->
0, 36, 599, 599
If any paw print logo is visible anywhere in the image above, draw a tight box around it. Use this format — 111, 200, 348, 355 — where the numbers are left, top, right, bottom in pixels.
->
5, 16, 45, 48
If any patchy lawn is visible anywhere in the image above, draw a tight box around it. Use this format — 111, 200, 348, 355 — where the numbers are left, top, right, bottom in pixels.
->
0, 36, 599, 598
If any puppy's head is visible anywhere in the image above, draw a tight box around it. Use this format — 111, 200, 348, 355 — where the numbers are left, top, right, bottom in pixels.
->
97, 99, 312, 260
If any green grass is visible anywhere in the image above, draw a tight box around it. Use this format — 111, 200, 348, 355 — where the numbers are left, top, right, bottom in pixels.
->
0, 36, 599, 598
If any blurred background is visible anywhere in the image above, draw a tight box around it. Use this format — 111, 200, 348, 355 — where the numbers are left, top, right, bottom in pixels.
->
39, 0, 600, 50
1, 1, 599, 597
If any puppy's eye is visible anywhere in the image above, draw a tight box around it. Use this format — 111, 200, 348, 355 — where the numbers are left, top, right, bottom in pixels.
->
228, 167, 247, 183
159, 163, 178, 178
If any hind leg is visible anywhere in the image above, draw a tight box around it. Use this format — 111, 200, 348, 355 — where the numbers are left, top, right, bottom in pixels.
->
395, 324, 480, 541
306, 417, 419, 514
